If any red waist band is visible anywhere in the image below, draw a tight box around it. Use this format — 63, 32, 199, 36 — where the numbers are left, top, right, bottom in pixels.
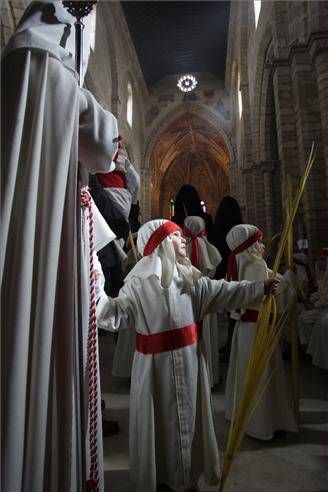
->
136, 322, 203, 355
241, 309, 273, 323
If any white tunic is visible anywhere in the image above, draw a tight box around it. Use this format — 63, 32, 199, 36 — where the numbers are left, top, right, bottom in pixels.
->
1, 48, 118, 491
225, 270, 298, 440
183, 216, 222, 387
298, 273, 328, 345
97, 273, 264, 491
307, 309, 328, 370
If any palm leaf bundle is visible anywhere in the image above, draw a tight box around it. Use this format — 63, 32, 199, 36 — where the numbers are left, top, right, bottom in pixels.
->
219, 143, 316, 492
128, 228, 138, 264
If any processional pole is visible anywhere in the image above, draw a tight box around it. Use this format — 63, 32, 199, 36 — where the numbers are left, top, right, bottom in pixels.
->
62, 2, 98, 491
62, 1, 97, 87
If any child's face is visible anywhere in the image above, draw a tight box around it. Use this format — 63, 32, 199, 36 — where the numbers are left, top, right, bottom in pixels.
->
171, 231, 187, 258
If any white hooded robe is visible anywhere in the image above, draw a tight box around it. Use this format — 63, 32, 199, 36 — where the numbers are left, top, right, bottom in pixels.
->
1, 3, 118, 490
97, 220, 265, 491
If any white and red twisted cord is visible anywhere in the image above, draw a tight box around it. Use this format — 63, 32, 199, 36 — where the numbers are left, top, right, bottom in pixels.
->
81, 187, 99, 492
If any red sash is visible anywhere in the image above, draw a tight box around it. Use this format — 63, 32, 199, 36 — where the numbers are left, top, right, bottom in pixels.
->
136, 322, 203, 354
182, 226, 206, 268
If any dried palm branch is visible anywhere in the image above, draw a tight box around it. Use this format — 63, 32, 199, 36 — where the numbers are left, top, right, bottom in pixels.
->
286, 175, 300, 421
219, 143, 316, 492
128, 228, 138, 264
263, 232, 281, 262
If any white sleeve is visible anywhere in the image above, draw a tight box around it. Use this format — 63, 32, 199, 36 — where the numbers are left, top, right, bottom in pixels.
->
194, 277, 264, 318
93, 251, 105, 302
78, 88, 118, 173
96, 286, 134, 332
274, 270, 297, 312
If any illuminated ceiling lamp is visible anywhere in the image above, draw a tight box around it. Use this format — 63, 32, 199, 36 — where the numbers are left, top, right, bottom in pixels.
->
177, 74, 198, 93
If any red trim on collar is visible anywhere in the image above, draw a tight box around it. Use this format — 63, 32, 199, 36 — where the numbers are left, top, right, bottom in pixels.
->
182, 226, 206, 267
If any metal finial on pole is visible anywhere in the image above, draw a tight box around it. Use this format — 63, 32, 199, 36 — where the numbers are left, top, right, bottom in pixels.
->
62, 1, 97, 87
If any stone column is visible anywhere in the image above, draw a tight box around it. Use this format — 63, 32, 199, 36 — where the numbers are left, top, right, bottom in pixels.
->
252, 163, 267, 233
242, 167, 256, 225
140, 167, 151, 223
260, 161, 276, 238
228, 160, 239, 199
290, 44, 328, 251
309, 33, 328, 198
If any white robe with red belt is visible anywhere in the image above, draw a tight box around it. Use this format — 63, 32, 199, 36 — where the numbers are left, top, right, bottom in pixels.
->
225, 265, 298, 440
97, 269, 264, 492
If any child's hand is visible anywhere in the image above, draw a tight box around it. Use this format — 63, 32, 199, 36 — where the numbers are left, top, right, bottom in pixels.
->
264, 277, 280, 296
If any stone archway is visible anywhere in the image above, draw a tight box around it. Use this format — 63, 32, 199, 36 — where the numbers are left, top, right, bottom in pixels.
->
149, 111, 231, 219
142, 104, 236, 221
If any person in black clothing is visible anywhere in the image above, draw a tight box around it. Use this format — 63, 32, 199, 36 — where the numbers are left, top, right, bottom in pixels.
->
89, 174, 129, 297
89, 174, 130, 437
171, 184, 214, 240
213, 196, 243, 361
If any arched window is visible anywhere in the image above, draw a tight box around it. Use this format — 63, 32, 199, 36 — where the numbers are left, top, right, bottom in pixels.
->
90, 7, 97, 51
238, 72, 243, 119
254, 0, 261, 29
127, 81, 133, 127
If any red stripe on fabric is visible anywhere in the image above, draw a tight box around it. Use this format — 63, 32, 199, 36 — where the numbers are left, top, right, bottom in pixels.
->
96, 170, 126, 189
182, 226, 206, 267
143, 221, 181, 256
136, 322, 203, 354
226, 229, 263, 281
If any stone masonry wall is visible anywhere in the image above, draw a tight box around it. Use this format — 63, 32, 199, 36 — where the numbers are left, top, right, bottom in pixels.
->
226, 0, 328, 254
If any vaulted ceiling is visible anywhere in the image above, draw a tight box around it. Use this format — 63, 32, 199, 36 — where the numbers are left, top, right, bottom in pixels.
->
121, 1, 230, 87
150, 112, 230, 218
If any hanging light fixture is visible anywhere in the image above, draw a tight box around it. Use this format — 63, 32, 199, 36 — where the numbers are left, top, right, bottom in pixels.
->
177, 74, 198, 92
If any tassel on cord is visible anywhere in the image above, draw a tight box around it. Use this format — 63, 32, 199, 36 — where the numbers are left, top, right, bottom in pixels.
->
81, 188, 100, 492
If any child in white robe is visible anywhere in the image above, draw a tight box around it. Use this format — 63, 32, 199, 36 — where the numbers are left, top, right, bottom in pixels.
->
224, 224, 298, 440
183, 215, 222, 386
97, 219, 278, 492
299, 248, 328, 346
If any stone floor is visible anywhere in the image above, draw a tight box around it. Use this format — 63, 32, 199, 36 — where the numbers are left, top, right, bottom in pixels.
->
99, 332, 328, 492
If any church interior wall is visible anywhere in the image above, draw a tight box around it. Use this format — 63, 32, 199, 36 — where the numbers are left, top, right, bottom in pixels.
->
87, 2, 147, 174
1, 1, 146, 176
226, 0, 328, 255
2, 0, 327, 254
144, 72, 231, 136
